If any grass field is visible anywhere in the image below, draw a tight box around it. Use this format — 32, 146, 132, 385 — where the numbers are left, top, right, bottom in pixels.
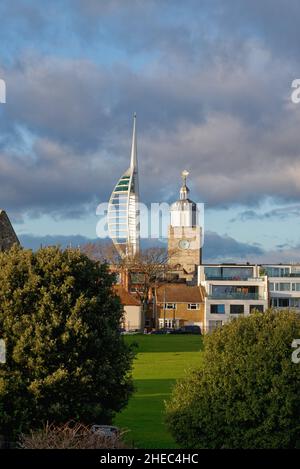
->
114, 334, 204, 448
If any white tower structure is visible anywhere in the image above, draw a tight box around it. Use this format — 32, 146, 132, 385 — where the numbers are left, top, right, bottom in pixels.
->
108, 114, 140, 258
168, 170, 202, 278
170, 170, 198, 227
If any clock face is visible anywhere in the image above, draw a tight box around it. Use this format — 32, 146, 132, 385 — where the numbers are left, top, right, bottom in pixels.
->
179, 239, 190, 249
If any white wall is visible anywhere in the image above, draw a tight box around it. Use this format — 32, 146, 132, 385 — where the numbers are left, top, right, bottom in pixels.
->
123, 305, 143, 331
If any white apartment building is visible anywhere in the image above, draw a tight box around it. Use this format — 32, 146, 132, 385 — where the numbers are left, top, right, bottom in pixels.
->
262, 264, 300, 310
198, 264, 269, 332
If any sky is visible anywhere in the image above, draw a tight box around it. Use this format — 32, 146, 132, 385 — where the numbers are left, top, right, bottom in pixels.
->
1, 0, 300, 262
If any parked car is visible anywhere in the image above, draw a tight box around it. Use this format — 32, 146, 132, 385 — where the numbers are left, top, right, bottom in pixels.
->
150, 328, 173, 334
91, 425, 120, 439
172, 325, 201, 335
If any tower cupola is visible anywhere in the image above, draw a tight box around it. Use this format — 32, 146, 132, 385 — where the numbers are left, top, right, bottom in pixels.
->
170, 170, 198, 227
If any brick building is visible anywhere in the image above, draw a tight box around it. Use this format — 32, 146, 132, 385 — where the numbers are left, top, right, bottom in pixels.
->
113, 285, 143, 331
154, 283, 205, 331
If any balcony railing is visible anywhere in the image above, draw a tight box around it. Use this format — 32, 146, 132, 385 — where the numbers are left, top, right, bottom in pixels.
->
208, 293, 261, 300
205, 276, 264, 281
267, 273, 300, 278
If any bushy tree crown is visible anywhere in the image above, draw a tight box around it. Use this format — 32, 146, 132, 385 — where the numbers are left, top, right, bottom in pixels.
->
0, 246, 134, 438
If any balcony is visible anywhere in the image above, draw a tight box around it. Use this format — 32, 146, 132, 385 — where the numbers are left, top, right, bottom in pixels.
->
267, 273, 300, 278
205, 276, 264, 281
208, 292, 261, 300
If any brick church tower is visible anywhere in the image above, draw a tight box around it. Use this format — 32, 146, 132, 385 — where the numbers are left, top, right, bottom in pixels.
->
168, 171, 202, 279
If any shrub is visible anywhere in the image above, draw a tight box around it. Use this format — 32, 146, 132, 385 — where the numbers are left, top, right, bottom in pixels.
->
166, 310, 300, 448
0, 246, 134, 439
19, 421, 128, 449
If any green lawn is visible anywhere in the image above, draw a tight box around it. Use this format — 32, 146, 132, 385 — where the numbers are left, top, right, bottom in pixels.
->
114, 334, 204, 448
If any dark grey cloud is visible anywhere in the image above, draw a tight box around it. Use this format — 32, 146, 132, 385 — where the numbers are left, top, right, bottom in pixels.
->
1, 56, 119, 151
72, 0, 300, 60
18, 229, 300, 264
231, 205, 300, 222
19, 230, 262, 261
212, 0, 300, 60
19, 233, 95, 250
18, 233, 165, 251
203, 231, 300, 264
0, 133, 118, 216
2, 49, 299, 217
0, 0, 300, 222
203, 231, 264, 261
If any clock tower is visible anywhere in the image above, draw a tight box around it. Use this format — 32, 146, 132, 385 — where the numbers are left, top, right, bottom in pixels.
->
168, 170, 202, 279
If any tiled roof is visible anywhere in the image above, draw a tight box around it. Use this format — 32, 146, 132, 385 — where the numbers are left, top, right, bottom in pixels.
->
156, 284, 204, 303
114, 285, 141, 306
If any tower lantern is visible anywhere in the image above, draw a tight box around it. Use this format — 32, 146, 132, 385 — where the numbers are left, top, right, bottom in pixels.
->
170, 170, 198, 228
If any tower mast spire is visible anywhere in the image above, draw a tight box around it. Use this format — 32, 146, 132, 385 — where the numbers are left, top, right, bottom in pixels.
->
130, 112, 137, 171
107, 113, 140, 259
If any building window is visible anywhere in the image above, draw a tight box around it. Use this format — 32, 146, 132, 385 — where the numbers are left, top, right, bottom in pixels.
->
269, 283, 274, 291
130, 273, 146, 284
292, 283, 300, 291
204, 267, 221, 279
115, 273, 122, 284
272, 282, 291, 291
279, 283, 290, 291
188, 303, 200, 310
210, 285, 259, 300
221, 267, 253, 280
278, 298, 290, 307
230, 304, 244, 314
158, 318, 178, 329
272, 298, 290, 308
290, 298, 300, 308
164, 303, 177, 310
204, 266, 253, 280
130, 287, 143, 294
250, 305, 264, 313
210, 304, 225, 314
264, 267, 290, 277
209, 320, 223, 332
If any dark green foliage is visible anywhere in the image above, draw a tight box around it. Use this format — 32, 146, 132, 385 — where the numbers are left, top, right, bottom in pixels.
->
166, 310, 300, 448
0, 246, 134, 438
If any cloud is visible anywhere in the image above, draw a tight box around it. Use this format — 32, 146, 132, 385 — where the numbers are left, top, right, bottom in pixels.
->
19, 229, 300, 265
0, 0, 300, 228
72, 0, 300, 61
18, 233, 165, 251
19, 233, 95, 250
202, 231, 300, 264
203, 231, 264, 261
231, 205, 300, 222
2, 47, 297, 217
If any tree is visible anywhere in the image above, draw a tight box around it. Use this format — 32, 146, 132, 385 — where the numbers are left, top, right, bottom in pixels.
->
119, 247, 182, 329
0, 245, 135, 439
82, 243, 178, 328
121, 247, 172, 298
81, 241, 121, 265
165, 310, 300, 448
